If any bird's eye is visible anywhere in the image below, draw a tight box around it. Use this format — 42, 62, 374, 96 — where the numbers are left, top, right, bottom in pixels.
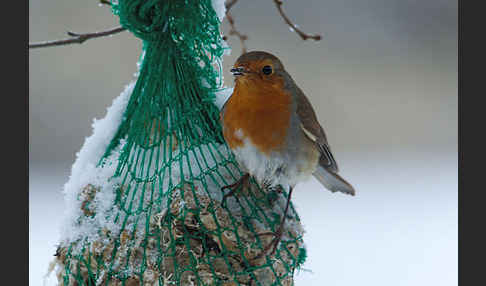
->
262, 65, 273, 75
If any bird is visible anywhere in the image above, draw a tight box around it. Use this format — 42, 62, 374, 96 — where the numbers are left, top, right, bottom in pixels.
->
220, 51, 355, 257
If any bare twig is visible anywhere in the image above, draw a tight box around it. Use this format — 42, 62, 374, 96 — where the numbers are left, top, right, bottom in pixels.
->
28, 0, 321, 51
224, 11, 248, 54
273, 0, 321, 41
225, 0, 239, 11
28, 0, 121, 49
223, 0, 248, 54
29, 26, 126, 49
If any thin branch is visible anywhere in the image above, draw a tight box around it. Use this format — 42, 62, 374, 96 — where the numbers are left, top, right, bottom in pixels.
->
224, 11, 248, 54
273, 0, 322, 41
28, 0, 121, 49
28, 0, 320, 51
225, 0, 239, 11
29, 26, 126, 49
223, 0, 248, 54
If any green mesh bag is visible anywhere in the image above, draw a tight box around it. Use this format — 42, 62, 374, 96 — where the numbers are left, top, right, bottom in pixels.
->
51, 1, 306, 285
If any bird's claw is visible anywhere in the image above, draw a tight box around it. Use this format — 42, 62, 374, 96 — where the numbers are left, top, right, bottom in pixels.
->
220, 173, 250, 206
251, 227, 284, 260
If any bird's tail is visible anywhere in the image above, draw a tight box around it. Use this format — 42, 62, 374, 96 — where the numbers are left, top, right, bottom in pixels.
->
313, 166, 356, 196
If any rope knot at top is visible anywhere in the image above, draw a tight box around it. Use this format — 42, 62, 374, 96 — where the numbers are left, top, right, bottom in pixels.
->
114, 0, 223, 44
116, 0, 169, 42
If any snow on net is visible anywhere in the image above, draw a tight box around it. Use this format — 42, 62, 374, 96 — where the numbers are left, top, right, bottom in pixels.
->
49, 1, 306, 285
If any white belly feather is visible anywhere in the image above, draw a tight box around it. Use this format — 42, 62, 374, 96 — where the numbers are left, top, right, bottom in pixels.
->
231, 129, 319, 189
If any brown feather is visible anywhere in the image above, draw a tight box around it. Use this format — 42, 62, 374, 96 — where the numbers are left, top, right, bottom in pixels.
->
295, 87, 339, 173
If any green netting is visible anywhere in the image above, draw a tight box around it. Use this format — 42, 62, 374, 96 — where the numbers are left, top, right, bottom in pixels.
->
53, 1, 306, 285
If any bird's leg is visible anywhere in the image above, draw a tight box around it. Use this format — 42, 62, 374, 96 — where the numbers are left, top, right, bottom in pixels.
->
221, 173, 250, 204
252, 186, 294, 260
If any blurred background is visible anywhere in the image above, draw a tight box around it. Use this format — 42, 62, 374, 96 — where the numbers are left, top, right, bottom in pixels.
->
29, 0, 457, 285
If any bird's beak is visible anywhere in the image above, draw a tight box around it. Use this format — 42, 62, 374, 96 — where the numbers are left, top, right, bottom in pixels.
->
230, 67, 245, 76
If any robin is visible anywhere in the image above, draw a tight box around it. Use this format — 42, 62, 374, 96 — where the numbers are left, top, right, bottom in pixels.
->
220, 51, 355, 257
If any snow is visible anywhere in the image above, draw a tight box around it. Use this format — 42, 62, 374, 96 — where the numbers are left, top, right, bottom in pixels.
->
211, 0, 233, 110
59, 82, 133, 246
56, 77, 236, 253
214, 87, 233, 110
211, 0, 227, 22
32, 150, 458, 286
57, 0, 235, 247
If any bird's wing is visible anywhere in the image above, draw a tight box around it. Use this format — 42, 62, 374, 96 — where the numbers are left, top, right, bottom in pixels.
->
295, 87, 339, 173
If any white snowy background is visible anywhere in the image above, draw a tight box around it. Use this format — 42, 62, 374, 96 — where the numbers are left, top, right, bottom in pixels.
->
30, 0, 457, 285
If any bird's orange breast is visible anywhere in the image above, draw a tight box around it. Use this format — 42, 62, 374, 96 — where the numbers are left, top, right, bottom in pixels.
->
222, 77, 292, 154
